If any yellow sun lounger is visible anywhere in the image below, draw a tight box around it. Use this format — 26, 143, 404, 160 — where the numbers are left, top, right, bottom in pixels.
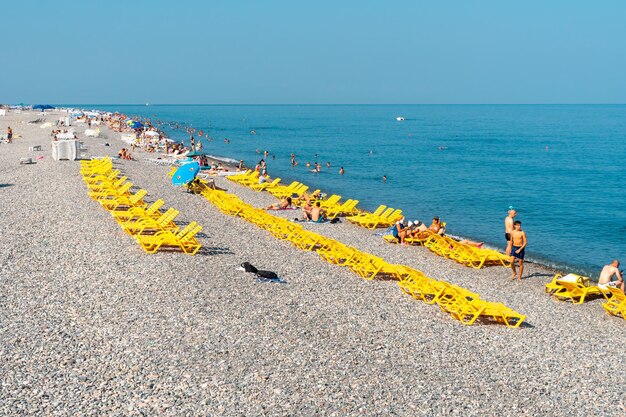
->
111, 199, 165, 221
119, 208, 180, 235
545, 273, 590, 294
133, 222, 203, 255
602, 287, 626, 320
447, 298, 526, 328
325, 199, 360, 218
250, 177, 281, 192
552, 281, 610, 304
99, 189, 148, 211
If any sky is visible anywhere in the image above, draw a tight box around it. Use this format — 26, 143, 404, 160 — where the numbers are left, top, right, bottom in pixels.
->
2, 0, 625, 104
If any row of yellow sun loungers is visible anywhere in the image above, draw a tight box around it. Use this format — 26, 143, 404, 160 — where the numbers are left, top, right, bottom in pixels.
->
383, 229, 510, 270
194, 179, 525, 327
227, 171, 361, 217
398, 274, 526, 327
81, 158, 203, 255
424, 234, 510, 269
545, 274, 625, 320
346, 205, 404, 229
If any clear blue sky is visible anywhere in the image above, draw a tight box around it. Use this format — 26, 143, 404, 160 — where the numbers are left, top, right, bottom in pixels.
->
2, 0, 625, 104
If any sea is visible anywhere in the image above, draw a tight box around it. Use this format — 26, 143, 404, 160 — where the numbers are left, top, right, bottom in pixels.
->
82, 104, 626, 276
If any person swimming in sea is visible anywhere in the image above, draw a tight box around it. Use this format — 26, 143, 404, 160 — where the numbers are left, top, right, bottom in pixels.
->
339, 167, 344, 175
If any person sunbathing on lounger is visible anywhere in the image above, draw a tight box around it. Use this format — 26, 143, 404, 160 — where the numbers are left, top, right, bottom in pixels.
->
598, 260, 624, 292
266, 197, 292, 210
459, 239, 484, 249
429, 217, 446, 235
297, 190, 322, 206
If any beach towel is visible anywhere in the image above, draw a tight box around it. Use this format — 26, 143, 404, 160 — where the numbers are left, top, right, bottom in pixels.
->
238, 262, 286, 283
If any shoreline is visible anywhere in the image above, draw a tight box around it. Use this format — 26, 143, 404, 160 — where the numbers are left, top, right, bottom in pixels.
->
1, 108, 624, 415
139, 116, 595, 278
15, 104, 599, 276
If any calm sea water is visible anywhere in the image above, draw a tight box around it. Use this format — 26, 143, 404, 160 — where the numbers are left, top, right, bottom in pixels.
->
84, 104, 626, 276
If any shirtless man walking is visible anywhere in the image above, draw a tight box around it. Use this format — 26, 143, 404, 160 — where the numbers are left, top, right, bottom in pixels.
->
509, 220, 527, 280
598, 260, 624, 292
504, 206, 516, 255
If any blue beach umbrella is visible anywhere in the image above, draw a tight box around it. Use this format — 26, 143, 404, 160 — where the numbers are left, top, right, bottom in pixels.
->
126, 120, 144, 129
172, 162, 200, 186
33, 104, 55, 110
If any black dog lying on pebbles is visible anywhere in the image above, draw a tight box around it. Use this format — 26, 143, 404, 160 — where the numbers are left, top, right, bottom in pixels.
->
238, 262, 286, 283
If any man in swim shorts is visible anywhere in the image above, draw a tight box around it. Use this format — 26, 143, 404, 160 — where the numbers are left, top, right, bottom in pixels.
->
509, 220, 527, 280
504, 206, 516, 255
598, 260, 624, 292
310, 202, 327, 223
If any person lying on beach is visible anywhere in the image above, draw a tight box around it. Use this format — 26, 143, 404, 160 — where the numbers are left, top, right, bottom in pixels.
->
310, 202, 327, 223
408, 220, 429, 235
266, 197, 293, 210
187, 178, 227, 193
459, 239, 484, 249
598, 260, 624, 292
405, 219, 444, 240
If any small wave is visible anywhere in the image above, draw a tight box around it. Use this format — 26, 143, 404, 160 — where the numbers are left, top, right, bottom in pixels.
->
206, 154, 240, 164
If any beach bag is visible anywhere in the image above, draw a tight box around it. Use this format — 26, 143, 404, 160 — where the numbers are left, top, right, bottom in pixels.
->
240, 262, 279, 279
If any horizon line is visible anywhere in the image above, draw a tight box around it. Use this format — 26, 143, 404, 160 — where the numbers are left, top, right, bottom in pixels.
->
47, 103, 626, 106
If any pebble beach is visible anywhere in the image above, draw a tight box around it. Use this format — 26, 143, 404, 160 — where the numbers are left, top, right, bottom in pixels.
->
1, 110, 624, 416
